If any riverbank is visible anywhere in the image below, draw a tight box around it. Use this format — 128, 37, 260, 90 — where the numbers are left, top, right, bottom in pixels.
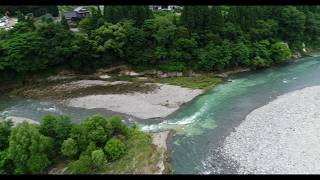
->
221, 86, 320, 174
101, 130, 171, 174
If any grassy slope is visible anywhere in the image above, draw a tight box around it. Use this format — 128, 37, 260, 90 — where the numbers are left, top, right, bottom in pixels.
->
157, 75, 222, 91
102, 130, 166, 174
51, 129, 167, 174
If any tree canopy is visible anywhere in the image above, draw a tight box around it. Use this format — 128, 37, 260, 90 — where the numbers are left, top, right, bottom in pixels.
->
0, 5, 319, 80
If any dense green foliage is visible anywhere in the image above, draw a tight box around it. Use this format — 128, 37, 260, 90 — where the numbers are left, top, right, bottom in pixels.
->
0, 115, 136, 174
104, 138, 126, 161
61, 15, 70, 30
40, 115, 72, 148
0, 6, 59, 17
91, 149, 105, 168
61, 138, 78, 158
103, 6, 152, 26
7, 122, 53, 174
1, 6, 320, 82
0, 120, 13, 151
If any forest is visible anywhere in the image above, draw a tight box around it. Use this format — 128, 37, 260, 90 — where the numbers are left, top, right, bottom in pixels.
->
1, 6, 320, 84
0, 6, 59, 17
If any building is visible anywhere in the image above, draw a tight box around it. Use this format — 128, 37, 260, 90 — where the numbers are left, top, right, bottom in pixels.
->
73, 6, 90, 18
63, 6, 90, 24
0, 16, 17, 30
150, 5, 182, 11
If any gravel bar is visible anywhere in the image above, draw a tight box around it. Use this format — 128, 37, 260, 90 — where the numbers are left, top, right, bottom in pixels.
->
221, 86, 320, 174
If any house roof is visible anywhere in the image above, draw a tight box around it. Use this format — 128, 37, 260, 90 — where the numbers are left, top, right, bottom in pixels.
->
74, 6, 84, 12
74, 6, 89, 13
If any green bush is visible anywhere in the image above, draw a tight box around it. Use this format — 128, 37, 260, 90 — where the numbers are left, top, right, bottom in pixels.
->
0, 120, 13, 150
82, 142, 98, 157
82, 115, 113, 147
91, 149, 105, 168
40, 115, 73, 148
270, 41, 291, 63
0, 150, 14, 174
68, 154, 92, 174
109, 116, 129, 137
104, 138, 126, 161
7, 122, 53, 174
61, 138, 78, 158
39, 114, 73, 158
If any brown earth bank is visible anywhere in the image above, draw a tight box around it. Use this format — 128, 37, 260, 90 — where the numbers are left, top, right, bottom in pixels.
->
11, 79, 157, 101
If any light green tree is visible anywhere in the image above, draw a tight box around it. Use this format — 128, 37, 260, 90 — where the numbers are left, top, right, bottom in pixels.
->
7, 122, 53, 174
104, 138, 125, 161
61, 138, 78, 158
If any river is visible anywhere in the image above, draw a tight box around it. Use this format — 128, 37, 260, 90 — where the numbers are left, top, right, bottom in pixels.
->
141, 54, 320, 174
1, 55, 320, 174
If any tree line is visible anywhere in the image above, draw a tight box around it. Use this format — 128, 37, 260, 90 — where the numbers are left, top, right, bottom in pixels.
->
0, 6, 59, 17
1, 6, 320, 81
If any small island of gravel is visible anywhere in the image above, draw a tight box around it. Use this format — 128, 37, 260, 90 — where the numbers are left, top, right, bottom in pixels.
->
222, 86, 320, 174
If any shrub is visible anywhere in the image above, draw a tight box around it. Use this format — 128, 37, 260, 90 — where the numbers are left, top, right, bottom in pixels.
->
26, 154, 51, 174
104, 138, 126, 161
61, 138, 78, 158
68, 154, 92, 174
82, 142, 98, 156
91, 149, 105, 168
109, 116, 129, 137
40, 115, 73, 156
82, 115, 113, 147
0, 120, 13, 150
40, 115, 73, 142
0, 150, 14, 174
270, 41, 291, 63
7, 122, 53, 174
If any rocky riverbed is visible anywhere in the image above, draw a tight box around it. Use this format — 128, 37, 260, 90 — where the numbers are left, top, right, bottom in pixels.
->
65, 82, 203, 119
221, 86, 320, 174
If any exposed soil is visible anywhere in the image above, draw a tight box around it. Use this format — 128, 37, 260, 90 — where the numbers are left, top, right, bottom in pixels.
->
11, 79, 157, 101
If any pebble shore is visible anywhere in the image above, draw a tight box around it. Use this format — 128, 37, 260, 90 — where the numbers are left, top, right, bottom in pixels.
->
222, 86, 320, 174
